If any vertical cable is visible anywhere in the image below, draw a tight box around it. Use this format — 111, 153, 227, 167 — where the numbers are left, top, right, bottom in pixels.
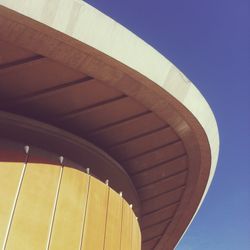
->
46, 156, 64, 250
130, 205, 134, 250
102, 182, 110, 250
2, 145, 30, 250
79, 169, 91, 250
119, 194, 124, 250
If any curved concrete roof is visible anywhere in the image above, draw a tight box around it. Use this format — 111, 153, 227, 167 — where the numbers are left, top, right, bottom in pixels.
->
0, 0, 219, 249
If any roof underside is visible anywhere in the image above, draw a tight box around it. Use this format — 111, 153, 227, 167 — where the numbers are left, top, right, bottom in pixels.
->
0, 40, 188, 248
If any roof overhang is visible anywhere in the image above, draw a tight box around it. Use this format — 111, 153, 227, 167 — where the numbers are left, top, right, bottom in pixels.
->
0, 1, 219, 249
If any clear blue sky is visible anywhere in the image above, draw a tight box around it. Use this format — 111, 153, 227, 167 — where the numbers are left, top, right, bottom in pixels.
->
84, 1, 250, 249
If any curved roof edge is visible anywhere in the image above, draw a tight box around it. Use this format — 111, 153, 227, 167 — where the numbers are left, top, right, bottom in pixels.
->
0, 0, 219, 247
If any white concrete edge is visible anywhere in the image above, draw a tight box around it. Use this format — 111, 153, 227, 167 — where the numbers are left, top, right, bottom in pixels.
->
0, 0, 220, 243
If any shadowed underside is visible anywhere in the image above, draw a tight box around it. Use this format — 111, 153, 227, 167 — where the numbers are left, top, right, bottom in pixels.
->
0, 1, 219, 249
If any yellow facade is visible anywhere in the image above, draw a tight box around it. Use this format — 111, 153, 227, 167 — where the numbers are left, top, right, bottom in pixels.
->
0, 162, 141, 250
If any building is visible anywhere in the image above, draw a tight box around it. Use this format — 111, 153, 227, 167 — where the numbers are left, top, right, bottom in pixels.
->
0, 0, 219, 249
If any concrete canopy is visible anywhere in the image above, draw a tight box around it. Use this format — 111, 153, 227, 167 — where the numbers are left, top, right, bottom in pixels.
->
0, 0, 219, 249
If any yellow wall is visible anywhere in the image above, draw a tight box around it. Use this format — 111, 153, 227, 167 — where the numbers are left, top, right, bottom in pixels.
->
0, 161, 141, 250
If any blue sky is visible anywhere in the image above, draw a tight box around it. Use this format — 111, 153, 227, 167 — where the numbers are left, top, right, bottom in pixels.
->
85, 1, 250, 249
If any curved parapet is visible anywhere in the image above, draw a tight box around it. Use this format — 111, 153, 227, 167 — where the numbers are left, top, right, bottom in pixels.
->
0, 0, 219, 249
